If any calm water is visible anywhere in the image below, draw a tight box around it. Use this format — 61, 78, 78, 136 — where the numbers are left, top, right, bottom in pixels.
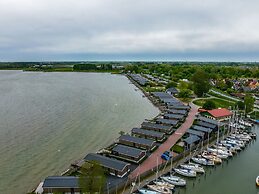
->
0, 71, 159, 194
179, 125, 259, 194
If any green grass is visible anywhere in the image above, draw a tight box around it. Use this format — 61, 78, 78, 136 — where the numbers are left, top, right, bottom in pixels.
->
193, 98, 235, 109
171, 144, 184, 154
208, 90, 238, 102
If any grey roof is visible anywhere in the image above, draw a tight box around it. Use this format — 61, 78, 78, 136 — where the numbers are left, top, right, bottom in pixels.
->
112, 144, 146, 159
167, 109, 187, 115
156, 118, 179, 126
129, 74, 149, 86
167, 104, 190, 110
132, 128, 165, 138
43, 176, 79, 188
196, 121, 217, 129
166, 87, 179, 94
183, 135, 200, 145
197, 116, 224, 126
187, 128, 205, 138
84, 153, 130, 172
152, 92, 172, 98
161, 98, 181, 103
164, 113, 185, 120
141, 122, 172, 131
192, 125, 213, 133
119, 135, 155, 147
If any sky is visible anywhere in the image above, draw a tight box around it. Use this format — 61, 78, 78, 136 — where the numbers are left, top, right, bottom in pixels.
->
0, 0, 259, 61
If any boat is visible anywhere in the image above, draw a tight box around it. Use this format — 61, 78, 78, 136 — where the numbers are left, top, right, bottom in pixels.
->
161, 175, 186, 186
207, 147, 233, 157
153, 180, 175, 190
174, 168, 197, 177
147, 184, 172, 194
191, 156, 214, 166
202, 151, 222, 164
180, 163, 205, 173
256, 176, 259, 187
138, 189, 159, 194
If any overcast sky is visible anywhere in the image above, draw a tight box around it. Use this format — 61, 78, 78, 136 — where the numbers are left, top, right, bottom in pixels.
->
0, 0, 259, 61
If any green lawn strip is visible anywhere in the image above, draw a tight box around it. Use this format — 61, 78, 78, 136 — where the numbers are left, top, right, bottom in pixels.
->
193, 98, 235, 109
171, 144, 184, 154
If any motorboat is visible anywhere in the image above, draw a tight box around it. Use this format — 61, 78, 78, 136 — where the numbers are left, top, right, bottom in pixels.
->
161, 175, 186, 186
213, 144, 237, 154
191, 156, 214, 166
174, 168, 197, 177
256, 176, 259, 187
207, 147, 233, 157
202, 151, 222, 164
180, 162, 205, 173
153, 180, 175, 190
147, 184, 172, 194
138, 188, 159, 194
209, 151, 228, 160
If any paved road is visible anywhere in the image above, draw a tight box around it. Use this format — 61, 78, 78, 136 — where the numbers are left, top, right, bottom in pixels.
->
129, 103, 198, 180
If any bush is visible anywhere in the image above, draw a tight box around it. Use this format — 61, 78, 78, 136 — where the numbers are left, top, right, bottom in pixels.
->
203, 100, 216, 110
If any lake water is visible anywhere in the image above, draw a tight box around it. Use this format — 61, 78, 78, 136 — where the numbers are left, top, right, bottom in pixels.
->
0, 71, 159, 194
178, 125, 259, 194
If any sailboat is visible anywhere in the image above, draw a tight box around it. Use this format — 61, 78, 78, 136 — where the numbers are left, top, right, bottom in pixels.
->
160, 175, 186, 186
146, 184, 172, 194
256, 176, 259, 187
180, 162, 205, 174
138, 189, 159, 194
174, 168, 197, 177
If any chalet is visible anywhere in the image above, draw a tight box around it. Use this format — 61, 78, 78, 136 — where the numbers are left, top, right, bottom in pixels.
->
200, 108, 233, 121
183, 135, 200, 149
118, 135, 156, 151
164, 113, 185, 121
128, 74, 149, 86
166, 87, 179, 96
167, 104, 190, 110
167, 109, 188, 116
132, 128, 166, 142
111, 144, 146, 163
187, 128, 205, 139
196, 121, 217, 131
84, 153, 130, 178
156, 118, 179, 127
42, 176, 81, 194
141, 122, 173, 134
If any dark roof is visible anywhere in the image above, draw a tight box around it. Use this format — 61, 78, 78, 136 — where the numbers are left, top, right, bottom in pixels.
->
132, 128, 165, 138
43, 176, 79, 188
119, 135, 155, 147
196, 121, 217, 129
152, 92, 172, 98
164, 113, 185, 120
166, 87, 179, 94
112, 144, 146, 159
84, 153, 130, 172
187, 128, 205, 138
197, 116, 224, 126
141, 122, 172, 131
167, 109, 187, 115
129, 74, 149, 85
162, 98, 181, 103
183, 135, 200, 145
192, 125, 213, 133
167, 104, 190, 110
156, 118, 179, 126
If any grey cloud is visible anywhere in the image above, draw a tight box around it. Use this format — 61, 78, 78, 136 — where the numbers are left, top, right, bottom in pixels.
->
0, 0, 259, 61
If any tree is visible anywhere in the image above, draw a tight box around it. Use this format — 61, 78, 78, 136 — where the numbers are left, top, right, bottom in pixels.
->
166, 81, 177, 89
191, 69, 211, 97
178, 89, 192, 98
236, 101, 245, 110
79, 161, 107, 193
244, 94, 255, 114
203, 100, 216, 110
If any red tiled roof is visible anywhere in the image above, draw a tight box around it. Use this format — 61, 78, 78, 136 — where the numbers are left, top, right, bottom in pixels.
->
207, 108, 232, 118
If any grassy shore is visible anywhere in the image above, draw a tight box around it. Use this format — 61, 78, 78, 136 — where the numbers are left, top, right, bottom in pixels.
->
193, 98, 236, 108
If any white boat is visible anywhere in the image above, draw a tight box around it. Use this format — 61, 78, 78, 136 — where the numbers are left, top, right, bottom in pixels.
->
147, 184, 172, 194
138, 189, 159, 194
180, 163, 205, 173
256, 176, 259, 187
153, 180, 175, 190
192, 156, 214, 166
161, 175, 186, 186
202, 151, 222, 164
174, 168, 197, 177
207, 147, 232, 157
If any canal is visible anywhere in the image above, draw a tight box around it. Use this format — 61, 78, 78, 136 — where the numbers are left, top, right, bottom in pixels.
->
176, 125, 259, 194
